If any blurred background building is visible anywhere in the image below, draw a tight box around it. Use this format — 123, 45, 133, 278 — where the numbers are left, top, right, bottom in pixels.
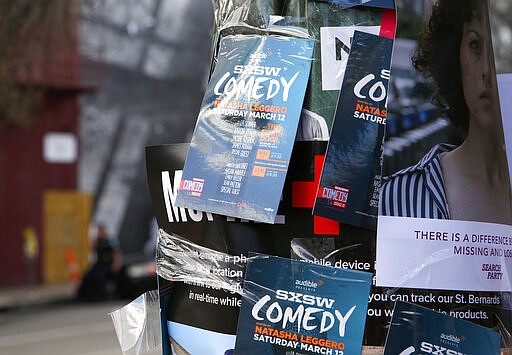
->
0, 0, 213, 289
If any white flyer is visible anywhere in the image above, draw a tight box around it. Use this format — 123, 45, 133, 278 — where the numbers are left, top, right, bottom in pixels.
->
320, 26, 380, 91
376, 215, 512, 291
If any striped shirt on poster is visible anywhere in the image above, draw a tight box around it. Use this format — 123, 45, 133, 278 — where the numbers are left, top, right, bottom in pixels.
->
379, 144, 455, 219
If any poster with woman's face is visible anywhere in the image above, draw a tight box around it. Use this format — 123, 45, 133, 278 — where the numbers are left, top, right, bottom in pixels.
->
380, 0, 510, 225
375, 0, 512, 331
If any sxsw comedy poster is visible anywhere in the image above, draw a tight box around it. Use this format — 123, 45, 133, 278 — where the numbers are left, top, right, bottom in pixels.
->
234, 253, 372, 354
383, 301, 501, 355
313, 31, 393, 230
175, 35, 313, 224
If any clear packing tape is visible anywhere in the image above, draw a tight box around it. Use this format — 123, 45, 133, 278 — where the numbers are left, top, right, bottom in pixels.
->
212, 0, 381, 37
110, 290, 162, 355
212, 0, 388, 40
153, 229, 329, 309
156, 229, 245, 295
109, 229, 246, 355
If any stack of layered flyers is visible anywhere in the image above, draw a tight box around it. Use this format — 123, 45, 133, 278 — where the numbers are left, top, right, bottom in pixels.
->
144, 0, 512, 354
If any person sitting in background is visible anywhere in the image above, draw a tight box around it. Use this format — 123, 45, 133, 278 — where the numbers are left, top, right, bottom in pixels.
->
76, 224, 122, 301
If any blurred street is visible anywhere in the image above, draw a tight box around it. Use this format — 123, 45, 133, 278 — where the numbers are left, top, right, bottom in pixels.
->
0, 298, 160, 355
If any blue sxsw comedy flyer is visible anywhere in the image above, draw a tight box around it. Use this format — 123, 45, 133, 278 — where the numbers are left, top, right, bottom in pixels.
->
313, 31, 393, 230
175, 35, 314, 224
383, 301, 501, 355
234, 253, 372, 354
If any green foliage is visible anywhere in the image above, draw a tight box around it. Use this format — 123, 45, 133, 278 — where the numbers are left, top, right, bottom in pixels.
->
0, 0, 74, 126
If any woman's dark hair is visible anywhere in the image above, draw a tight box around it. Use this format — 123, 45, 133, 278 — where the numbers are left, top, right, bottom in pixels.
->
412, 0, 483, 135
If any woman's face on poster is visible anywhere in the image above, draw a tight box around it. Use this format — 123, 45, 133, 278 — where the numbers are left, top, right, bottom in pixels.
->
459, 10, 500, 130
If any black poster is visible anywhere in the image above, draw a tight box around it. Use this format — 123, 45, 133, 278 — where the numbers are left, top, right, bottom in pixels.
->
314, 31, 393, 231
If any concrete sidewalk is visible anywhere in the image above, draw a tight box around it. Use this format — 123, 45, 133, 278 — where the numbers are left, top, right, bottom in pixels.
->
0, 282, 75, 310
